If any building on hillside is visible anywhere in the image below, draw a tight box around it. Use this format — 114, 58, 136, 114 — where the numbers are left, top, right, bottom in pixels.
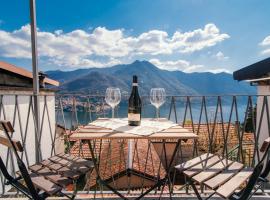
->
0, 61, 60, 178
233, 57, 270, 161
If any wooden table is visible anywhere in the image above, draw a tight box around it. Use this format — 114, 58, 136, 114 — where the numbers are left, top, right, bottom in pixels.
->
70, 118, 197, 199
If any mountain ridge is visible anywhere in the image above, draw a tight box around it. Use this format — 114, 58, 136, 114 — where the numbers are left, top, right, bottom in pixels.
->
46, 60, 256, 95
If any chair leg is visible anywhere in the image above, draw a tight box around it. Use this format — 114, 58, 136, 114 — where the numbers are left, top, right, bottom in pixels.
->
189, 180, 203, 200
71, 180, 78, 200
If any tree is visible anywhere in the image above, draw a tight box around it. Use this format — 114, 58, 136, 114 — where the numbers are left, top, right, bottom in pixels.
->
244, 104, 256, 133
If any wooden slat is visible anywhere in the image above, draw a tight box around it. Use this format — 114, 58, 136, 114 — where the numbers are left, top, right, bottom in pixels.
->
40, 159, 81, 179
66, 163, 89, 174
175, 153, 214, 172
260, 137, 270, 152
192, 159, 233, 183
49, 154, 93, 173
0, 121, 14, 132
41, 160, 63, 171
58, 166, 81, 179
82, 125, 109, 129
0, 135, 23, 152
71, 157, 94, 168
78, 129, 114, 133
29, 164, 43, 172
204, 162, 244, 189
29, 173, 61, 195
60, 153, 77, 161
216, 169, 253, 198
52, 154, 94, 168
183, 155, 222, 177
161, 128, 191, 133
30, 166, 72, 187
49, 155, 70, 166
48, 155, 62, 162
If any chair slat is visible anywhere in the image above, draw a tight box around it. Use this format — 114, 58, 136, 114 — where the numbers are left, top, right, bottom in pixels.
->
0, 121, 14, 132
216, 169, 253, 198
41, 159, 81, 179
58, 166, 81, 179
260, 137, 270, 152
42, 160, 63, 171
66, 162, 90, 174
29, 173, 61, 195
49, 156, 69, 166
0, 135, 23, 152
70, 157, 94, 169
204, 161, 244, 189
192, 158, 233, 183
52, 154, 94, 173
183, 155, 222, 177
30, 165, 72, 187
175, 153, 214, 172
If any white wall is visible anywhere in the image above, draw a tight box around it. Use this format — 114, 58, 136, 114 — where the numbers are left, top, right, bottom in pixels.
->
0, 91, 56, 194
256, 85, 270, 162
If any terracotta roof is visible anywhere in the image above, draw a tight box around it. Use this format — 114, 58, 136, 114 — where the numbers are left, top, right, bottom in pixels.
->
0, 61, 59, 86
183, 123, 254, 163
70, 139, 166, 189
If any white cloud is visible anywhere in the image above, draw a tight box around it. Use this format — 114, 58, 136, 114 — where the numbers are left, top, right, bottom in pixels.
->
0, 23, 229, 68
260, 35, 270, 46
214, 51, 229, 60
207, 68, 230, 73
150, 58, 203, 72
149, 59, 203, 72
260, 35, 270, 55
170, 24, 230, 53
150, 58, 230, 73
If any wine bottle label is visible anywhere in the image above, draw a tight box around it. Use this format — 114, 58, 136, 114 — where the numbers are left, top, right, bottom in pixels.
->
132, 83, 138, 86
128, 113, 140, 121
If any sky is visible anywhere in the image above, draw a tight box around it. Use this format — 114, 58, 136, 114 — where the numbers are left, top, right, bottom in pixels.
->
0, 0, 270, 73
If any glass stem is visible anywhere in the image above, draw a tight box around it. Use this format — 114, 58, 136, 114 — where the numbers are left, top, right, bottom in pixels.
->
112, 107, 115, 118
156, 107, 159, 119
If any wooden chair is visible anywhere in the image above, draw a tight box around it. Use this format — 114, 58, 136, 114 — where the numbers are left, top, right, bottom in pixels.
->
175, 137, 270, 200
0, 120, 93, 200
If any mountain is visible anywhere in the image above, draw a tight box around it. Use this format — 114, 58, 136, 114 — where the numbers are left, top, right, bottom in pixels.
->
61, 71, 129, 93
46, 60, 256, 95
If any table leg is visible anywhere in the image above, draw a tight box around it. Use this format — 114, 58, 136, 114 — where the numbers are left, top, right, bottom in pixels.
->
135, 139, 181, 200
127, 139, 134, 169
87, 140, 128, 200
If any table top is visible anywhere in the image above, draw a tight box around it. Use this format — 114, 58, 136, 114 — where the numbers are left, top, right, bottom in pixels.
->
70, 118, 198, 140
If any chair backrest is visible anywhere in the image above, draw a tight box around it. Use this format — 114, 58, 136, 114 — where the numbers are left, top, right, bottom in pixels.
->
258, 137, 270, 165
0, 120, 41, 200
238, 162, 264, 200
237, 137, 270, 199
0, 135, 24, 152
259, 137, 270, 179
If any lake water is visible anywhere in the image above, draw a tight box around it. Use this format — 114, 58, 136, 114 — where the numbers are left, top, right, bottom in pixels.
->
57, 99, 248, 129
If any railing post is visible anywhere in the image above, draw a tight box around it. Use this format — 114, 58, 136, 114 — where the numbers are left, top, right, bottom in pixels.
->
30, 0, 41, 162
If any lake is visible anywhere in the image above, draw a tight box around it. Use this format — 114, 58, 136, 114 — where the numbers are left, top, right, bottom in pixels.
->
56, 98, 249, 129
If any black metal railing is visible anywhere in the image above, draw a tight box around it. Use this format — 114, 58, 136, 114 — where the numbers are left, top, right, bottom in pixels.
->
0, 93, 269, 198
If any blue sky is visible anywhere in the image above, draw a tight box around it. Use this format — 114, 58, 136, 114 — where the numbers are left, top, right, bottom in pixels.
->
0, 0, 270, 73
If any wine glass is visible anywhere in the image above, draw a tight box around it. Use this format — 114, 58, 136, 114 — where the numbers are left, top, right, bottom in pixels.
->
105, 87, 121, 118
150, 88, 166, 119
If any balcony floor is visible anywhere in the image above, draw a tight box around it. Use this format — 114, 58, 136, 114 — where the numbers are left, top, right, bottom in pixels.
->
2, 191, 270, 200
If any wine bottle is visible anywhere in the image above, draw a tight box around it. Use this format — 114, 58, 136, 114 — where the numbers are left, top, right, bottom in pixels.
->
128, 75, 142, 126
